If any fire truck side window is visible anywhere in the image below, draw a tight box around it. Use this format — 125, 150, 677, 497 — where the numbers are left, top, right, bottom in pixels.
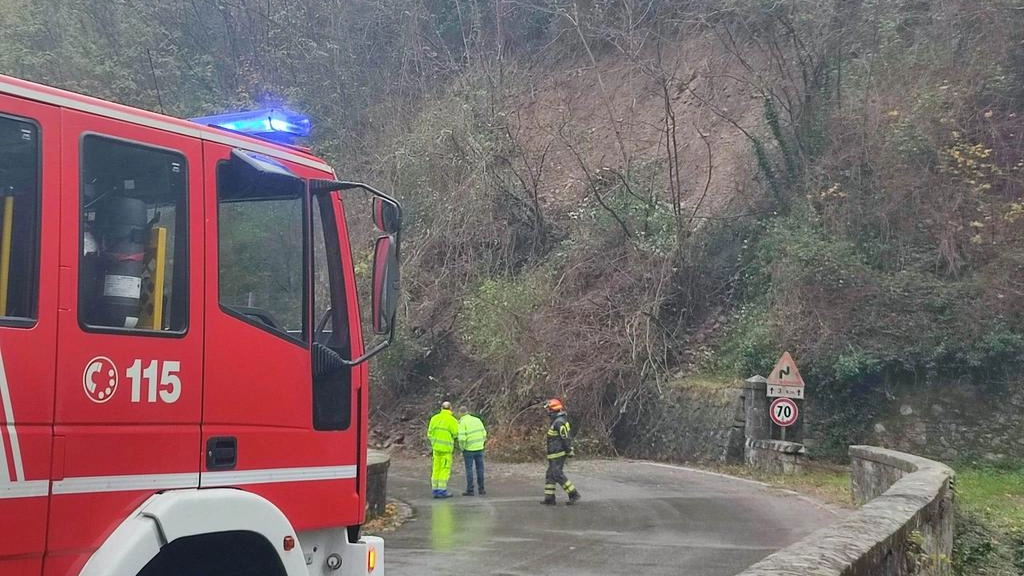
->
0, 115, 40, 324
312, 201, 334, 339
79, 135, 188, 333
312, 197, 352, 431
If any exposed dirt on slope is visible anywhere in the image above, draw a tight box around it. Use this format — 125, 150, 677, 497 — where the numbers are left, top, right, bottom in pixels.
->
512, 34, 770, 223
370, 32, 782, 452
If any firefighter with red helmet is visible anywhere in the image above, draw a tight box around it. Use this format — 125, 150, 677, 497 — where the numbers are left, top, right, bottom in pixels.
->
541, 398, 581, 505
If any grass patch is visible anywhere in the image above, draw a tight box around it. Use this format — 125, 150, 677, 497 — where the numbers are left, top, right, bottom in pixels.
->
953, 465, 1024, 576
707, 463, 853, 508
956, 467, 1024, 534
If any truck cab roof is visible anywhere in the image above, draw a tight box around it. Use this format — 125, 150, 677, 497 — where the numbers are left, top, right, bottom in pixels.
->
0, 73, 334, 175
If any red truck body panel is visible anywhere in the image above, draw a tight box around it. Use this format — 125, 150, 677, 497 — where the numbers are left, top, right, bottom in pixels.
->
0, 74, 370, 576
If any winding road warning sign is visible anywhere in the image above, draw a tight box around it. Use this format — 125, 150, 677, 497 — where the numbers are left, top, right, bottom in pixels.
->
769, 397, 799, 427
766, 351, 805, 399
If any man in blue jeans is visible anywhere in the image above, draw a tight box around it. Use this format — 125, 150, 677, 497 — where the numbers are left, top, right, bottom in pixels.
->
457, 406, 487, 495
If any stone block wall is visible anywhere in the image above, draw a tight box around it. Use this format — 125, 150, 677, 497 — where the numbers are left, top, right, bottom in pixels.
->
625, 380, 740, 462
736, 446, 954, 576
744, 439, 807, 474
867, 379, 1024, 464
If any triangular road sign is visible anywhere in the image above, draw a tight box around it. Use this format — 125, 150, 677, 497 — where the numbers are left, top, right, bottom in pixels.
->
766, 351, 805, 387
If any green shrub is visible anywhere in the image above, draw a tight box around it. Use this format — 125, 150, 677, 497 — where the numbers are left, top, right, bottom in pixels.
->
582, 168, 678, 256
953, 509, 1022, 576
832, 350, 882, 384
461, 276, 542, 362
953, 510, 997, 576
712, 303, 777, 378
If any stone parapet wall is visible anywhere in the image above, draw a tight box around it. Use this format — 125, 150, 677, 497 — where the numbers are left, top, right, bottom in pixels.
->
736, 446, 954, 576
744, 439, 807, 474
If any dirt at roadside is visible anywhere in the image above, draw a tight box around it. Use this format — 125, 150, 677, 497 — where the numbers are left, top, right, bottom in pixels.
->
363, 500, 414, 536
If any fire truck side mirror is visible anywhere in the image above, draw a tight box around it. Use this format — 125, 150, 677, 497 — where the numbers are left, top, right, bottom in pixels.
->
371, 235, 399, 335
372, 197, 401, 234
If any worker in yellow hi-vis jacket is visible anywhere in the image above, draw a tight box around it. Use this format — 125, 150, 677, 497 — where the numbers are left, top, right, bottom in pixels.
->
457, 406, 487, 495
427, 401, 460, 498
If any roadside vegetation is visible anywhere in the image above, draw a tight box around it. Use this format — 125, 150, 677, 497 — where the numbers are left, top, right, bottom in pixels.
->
953, 465, 1024, 576
709, 463, 853, 508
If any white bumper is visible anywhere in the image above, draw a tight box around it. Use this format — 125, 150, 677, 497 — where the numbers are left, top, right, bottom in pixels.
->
300, 530, 384, 576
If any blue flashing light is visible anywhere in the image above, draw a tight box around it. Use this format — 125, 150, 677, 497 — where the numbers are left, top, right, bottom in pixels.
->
191, 108, 311, 144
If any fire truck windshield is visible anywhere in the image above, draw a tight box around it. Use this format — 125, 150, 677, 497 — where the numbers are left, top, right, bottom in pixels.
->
214, 149, 400, 369
216, 151, 309, 344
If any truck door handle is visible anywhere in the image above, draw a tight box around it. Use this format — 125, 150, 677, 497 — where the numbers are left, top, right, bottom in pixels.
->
206, 436, 237, 470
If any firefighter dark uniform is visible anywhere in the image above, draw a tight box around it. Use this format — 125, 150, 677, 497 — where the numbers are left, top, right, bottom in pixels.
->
542, 399, 581, 505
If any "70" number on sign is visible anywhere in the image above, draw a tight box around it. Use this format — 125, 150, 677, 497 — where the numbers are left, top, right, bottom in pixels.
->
769, 397, 799, 427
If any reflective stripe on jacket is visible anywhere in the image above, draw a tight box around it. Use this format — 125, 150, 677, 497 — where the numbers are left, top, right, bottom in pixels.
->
458, 414, 487, 452
545, 414, 572, 459
427, 409, 459, 453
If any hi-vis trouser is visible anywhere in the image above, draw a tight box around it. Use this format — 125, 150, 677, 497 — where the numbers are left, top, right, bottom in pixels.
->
431, 450, 454, 491
544, 456, 576, 497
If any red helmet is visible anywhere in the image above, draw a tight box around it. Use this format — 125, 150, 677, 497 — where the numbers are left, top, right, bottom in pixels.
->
545, 398, 564, 412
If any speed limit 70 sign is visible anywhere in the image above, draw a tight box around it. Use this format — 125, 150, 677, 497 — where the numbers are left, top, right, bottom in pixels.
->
769, 397, 799, 427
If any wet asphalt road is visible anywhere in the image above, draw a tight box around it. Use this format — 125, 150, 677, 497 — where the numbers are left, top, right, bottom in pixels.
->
382, 457, 840, 576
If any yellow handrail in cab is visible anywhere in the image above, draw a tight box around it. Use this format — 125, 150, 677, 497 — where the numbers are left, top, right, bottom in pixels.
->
0, 195, 13, 316
139, 226, 167, 330
151, 226, 167, 330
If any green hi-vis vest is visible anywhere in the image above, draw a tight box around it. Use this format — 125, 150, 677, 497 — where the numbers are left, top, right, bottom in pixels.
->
458, 414, 487, 452
427, 409, 459, 453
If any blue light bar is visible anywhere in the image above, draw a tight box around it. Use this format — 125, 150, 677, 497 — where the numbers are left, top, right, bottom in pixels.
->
191, 108, 311, 144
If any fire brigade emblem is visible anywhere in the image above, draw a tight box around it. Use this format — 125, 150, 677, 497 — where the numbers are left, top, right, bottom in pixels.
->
83, 356, 118, 403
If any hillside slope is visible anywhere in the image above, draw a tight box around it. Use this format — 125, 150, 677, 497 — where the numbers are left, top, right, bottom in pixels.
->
368, 0, 1024, 465
1, 0, 1021, 464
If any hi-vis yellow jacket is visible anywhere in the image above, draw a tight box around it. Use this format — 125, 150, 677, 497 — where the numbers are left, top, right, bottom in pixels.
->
458, 414, 487, 452
427, 409, 459, 453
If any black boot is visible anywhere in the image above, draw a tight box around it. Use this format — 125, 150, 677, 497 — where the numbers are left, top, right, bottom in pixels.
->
463, 488, 475, 496
478, 487, 486, 495
540, 495, 556, 505
566, 490, 581, 505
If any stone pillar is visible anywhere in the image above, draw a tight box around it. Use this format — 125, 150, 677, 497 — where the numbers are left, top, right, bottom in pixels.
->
723, 384, 746, 464
744, 375, 770, 441
366, 449, 391, 519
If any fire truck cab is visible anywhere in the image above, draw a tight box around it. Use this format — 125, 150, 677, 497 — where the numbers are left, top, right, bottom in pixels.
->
0, 75, 401, 576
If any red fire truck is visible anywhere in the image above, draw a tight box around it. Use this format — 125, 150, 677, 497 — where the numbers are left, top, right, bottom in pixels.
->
0, 74, 401, 576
